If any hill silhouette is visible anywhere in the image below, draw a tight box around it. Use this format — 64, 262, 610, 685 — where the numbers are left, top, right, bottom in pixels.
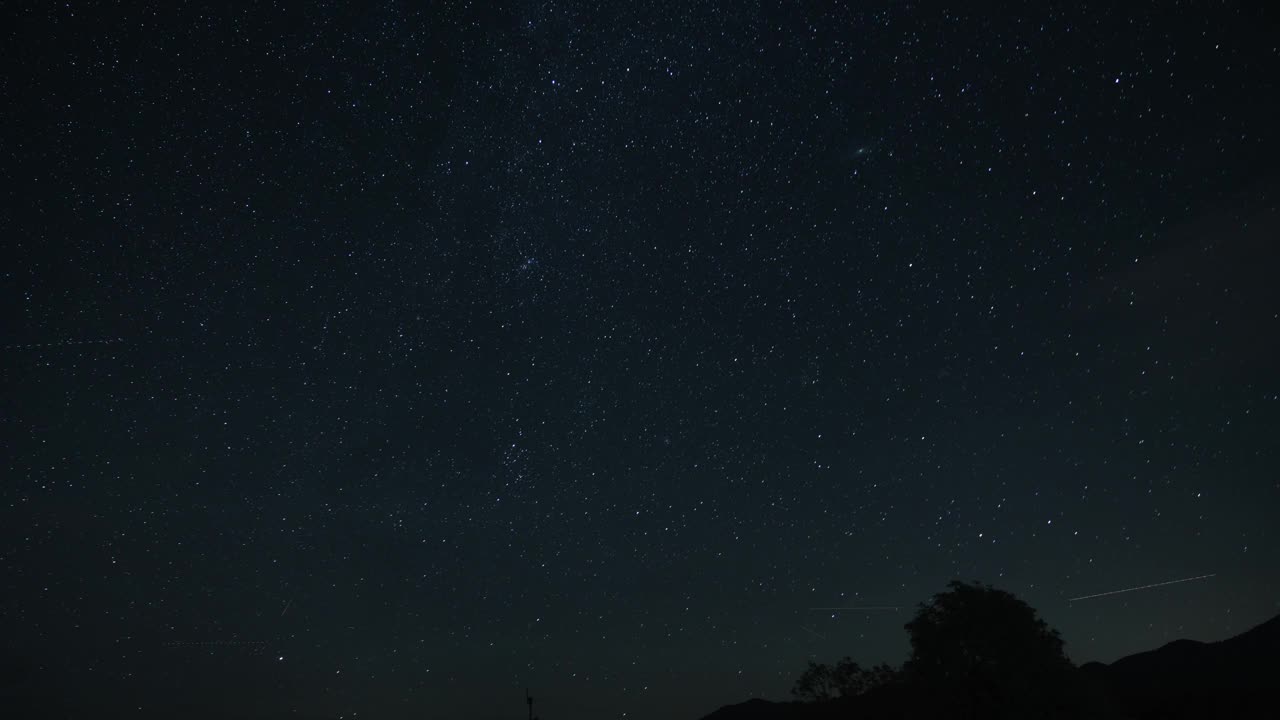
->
1082, 614, 1279, 719
700, 606, 1279, 720
700, 686, 913, 720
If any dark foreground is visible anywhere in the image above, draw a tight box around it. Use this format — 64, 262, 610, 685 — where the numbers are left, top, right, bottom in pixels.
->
702, 614, 1279, 720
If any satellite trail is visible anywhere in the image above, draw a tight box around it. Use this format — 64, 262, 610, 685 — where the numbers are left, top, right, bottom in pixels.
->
799, 625, 827, 641
162, 640, 269, 651
1068, 573, 1216, 602
3, 337, 124, 351
808, 606, 900, 612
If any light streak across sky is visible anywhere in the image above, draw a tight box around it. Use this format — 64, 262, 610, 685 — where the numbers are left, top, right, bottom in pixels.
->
1067, 573, 1216, 602
808, 606, 900, 611
799, 625, 827, 641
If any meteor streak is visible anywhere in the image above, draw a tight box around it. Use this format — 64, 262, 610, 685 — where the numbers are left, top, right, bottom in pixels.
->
808, 606, 900, 611
4, 337, 124, 351
1067, 573, 1216, 602
800, 625, 827, 641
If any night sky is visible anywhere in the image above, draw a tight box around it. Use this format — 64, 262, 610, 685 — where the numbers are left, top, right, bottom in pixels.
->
3, 2, 1278, 719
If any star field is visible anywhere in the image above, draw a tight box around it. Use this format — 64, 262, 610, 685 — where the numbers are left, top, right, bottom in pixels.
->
3, 2, 1278, 719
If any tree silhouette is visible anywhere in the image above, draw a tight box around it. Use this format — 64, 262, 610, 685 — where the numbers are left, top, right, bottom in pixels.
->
902, 580, 1077, 719
790, 660, 838, 702
857, 662, 900, 692
829, 658, 864, 697
791, 657, 899, 702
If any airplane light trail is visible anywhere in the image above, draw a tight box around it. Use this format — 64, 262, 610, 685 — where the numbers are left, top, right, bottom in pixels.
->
4, 337, 124, 351
808, 606, 900, 611
800, 625, 827, 641
1067, 573, 1216, 602
162, 640, 268, 648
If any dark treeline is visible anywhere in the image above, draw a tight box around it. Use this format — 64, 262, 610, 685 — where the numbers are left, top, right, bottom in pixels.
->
704, 581, 1277, 720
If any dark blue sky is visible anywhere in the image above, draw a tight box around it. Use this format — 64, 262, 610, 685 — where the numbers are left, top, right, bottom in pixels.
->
3, 2, 1277, 719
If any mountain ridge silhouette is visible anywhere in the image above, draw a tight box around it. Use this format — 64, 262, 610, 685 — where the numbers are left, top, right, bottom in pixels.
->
699, 613, 1280, 720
